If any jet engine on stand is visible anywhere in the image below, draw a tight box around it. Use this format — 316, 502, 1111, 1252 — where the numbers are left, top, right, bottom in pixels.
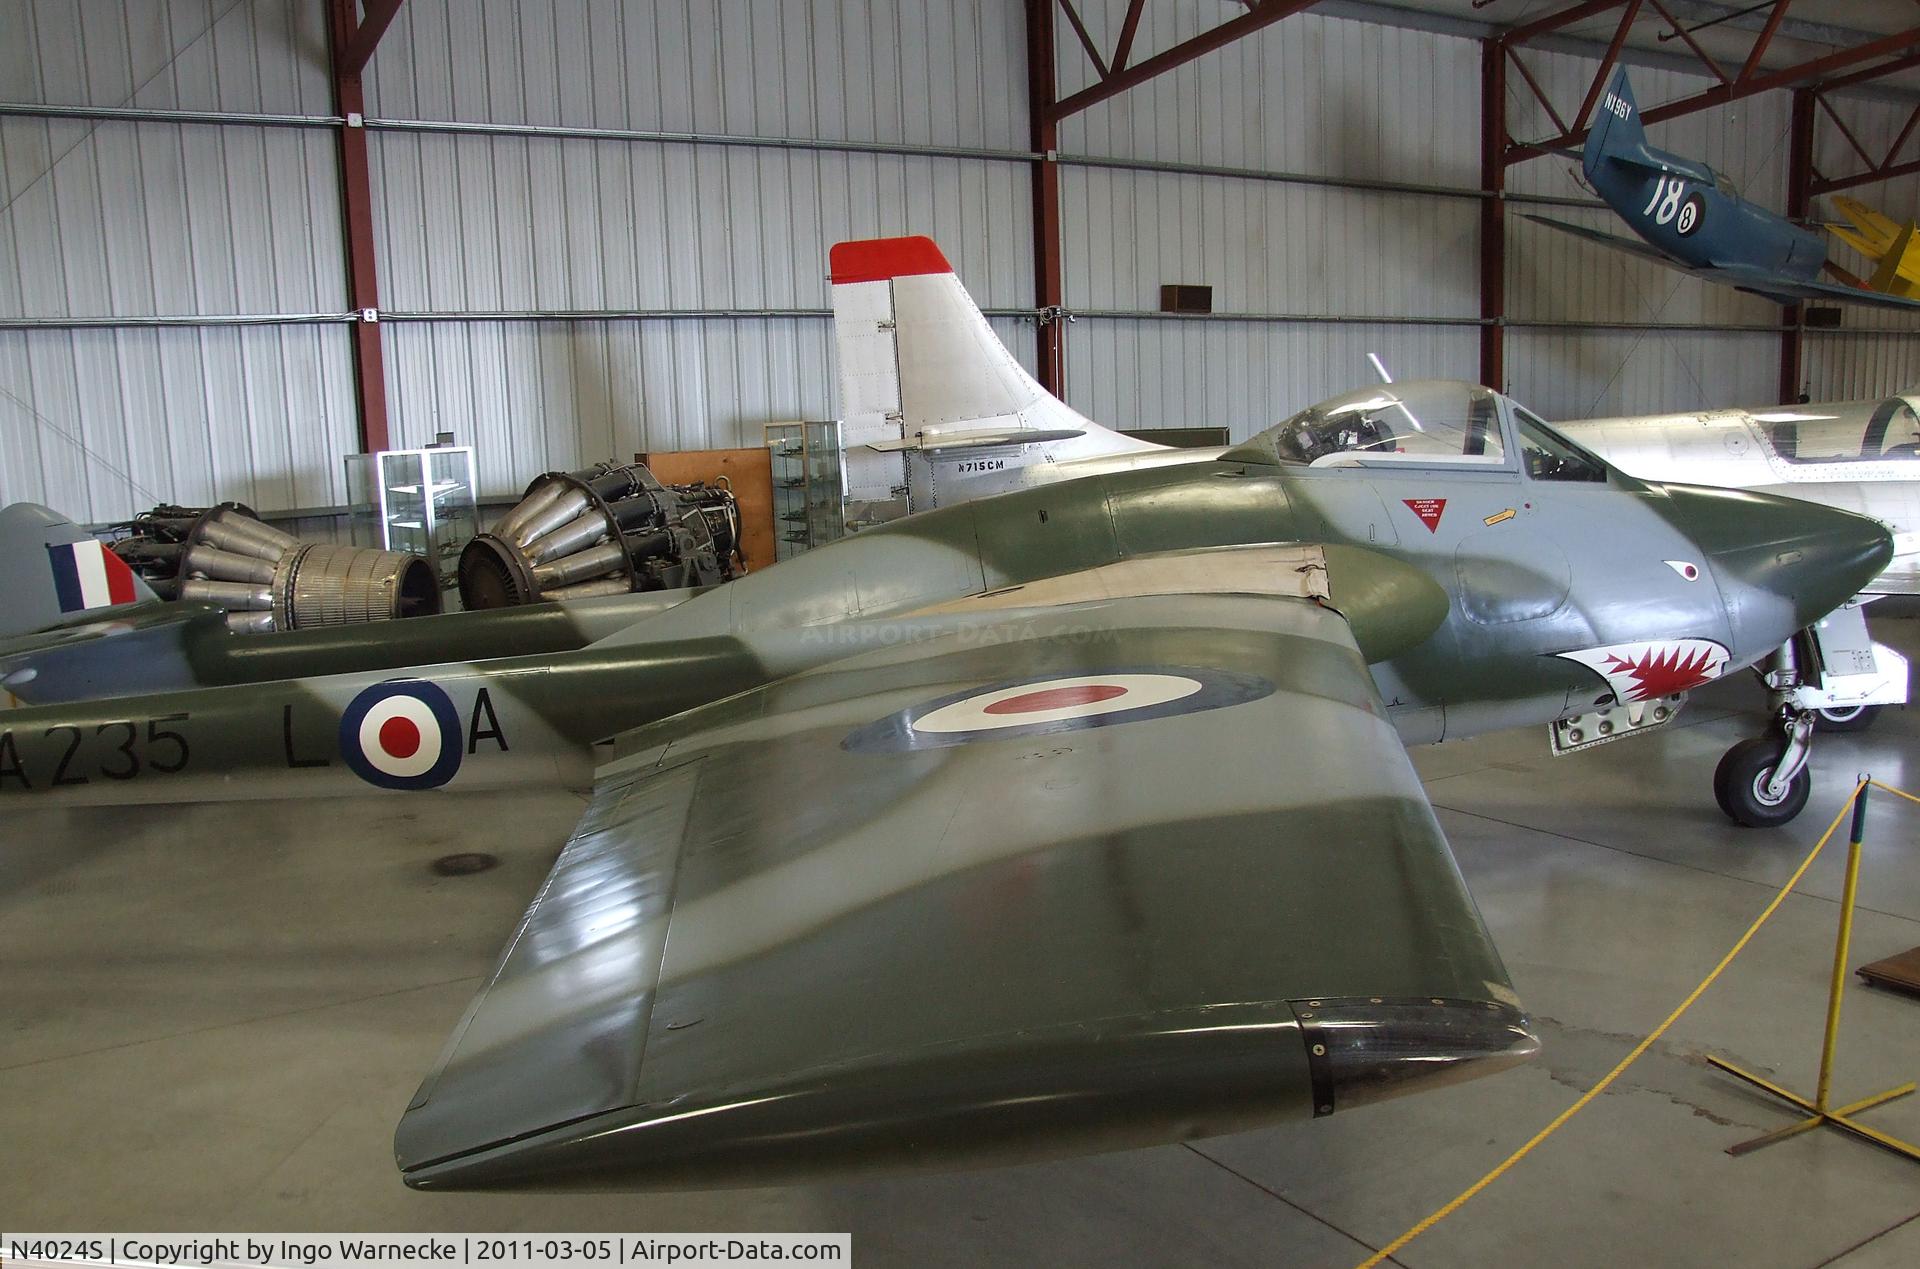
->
456, 461, 741, 609
107, 503, 442, 633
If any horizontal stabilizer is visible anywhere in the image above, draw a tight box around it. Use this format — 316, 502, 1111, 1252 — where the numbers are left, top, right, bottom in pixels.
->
867, 426, 1087, 453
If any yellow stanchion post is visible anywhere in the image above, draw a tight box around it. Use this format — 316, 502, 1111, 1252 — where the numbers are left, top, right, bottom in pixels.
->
1708, 777, 1920, 1160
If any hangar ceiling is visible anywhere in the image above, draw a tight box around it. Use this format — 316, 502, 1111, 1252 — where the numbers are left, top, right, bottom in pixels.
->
1332, 0, 1920, 97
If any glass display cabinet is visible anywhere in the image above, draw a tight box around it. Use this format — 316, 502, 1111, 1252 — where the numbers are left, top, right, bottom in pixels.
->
764, 421, 845, 560
344, 446, 478, 589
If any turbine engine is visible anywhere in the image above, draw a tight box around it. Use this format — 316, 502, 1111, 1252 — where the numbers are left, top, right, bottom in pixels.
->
108, 503, 442, 633
457, 462, 741, 609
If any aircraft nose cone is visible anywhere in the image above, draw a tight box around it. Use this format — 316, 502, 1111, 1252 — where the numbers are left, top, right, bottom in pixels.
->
1661, 483, 1892, 658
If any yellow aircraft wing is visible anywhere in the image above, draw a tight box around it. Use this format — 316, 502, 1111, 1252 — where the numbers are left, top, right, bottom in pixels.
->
1831, 195, 1902, 257
1828, 196, 1920, 297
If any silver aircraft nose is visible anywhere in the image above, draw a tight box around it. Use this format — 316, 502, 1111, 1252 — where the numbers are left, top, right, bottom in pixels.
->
1660, 483, 1893, 660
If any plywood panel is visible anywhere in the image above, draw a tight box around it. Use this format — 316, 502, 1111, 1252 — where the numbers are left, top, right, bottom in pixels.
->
644, 446, 776, 574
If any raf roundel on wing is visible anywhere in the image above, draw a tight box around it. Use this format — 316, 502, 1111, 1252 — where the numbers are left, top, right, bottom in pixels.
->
842, 667, 1276, 752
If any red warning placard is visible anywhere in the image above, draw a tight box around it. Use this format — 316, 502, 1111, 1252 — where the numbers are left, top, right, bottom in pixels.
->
1403, 498, 1446, 533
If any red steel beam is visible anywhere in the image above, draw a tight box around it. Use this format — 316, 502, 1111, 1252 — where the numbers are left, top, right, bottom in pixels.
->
1569, 0, 1643, 135
1048, 0, 1316, 120
1025, 0, 1066, 398
1110, 0, 1147, 74
1800, 54, 1920, 192
1812, 152, 1920, 195
343, 0, 406, 74
1502, 0, 1631, 49
1481, 38, 1507, 392
1055, 0, 1109, 81
1883, 102, 1920, 170
1647, 0, 1727, 83
1815, 94, 1877, 171
1818, 49, 1920, 93
1640, 28, 1920, 122
1780, 87, 1812, 405
1506, 47, 1572, 138
1509, 26, 1920, 163
327, 0, 393, 452
1738, 0, 1793, 83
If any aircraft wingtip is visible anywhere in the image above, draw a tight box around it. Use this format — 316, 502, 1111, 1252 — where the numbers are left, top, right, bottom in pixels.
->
829, 235, 953, 284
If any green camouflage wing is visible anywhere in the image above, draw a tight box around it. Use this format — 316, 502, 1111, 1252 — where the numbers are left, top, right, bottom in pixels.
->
395, 592, 1535, 1190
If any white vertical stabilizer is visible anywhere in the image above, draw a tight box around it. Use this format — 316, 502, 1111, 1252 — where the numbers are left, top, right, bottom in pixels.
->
829, 237, 1162, 511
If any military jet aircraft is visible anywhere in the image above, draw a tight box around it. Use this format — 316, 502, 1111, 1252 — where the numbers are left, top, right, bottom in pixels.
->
1526, 69, 1920, 312
0, 367, 1889, 1189
821, 235, 1912, 818
1558, 393, 1920, 738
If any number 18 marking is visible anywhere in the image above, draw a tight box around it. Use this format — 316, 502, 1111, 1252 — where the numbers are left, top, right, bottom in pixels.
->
1642, 176, 1686, 226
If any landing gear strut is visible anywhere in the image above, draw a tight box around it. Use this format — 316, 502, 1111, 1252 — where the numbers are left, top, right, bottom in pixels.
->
1714, 711, 1814, 828
1712, 606, 1905, 827
1715, 638, 1818, 829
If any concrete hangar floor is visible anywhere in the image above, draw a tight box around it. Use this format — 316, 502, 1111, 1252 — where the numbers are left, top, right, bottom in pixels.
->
3, 622, 1920, 1266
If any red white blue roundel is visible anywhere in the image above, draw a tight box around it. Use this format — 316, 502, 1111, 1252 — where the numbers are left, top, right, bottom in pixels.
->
340, 680, 463, 790
844, 667, 1275, 752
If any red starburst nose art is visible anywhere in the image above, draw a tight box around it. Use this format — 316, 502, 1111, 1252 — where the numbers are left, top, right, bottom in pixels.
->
1557, 638, 1731, 703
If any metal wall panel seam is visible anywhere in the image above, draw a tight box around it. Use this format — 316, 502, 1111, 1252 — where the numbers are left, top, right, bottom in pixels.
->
2, 101, 1610, 207
20, 310, 1907, 335
0, 307, 360, 326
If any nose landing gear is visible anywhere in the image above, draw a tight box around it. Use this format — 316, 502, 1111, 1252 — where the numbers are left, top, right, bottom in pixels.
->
1714, 709, 1814, 828
1712, 613, 1904, 827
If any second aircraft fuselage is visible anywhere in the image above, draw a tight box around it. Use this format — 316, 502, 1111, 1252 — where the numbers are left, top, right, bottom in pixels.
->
0, 445, 1885, 808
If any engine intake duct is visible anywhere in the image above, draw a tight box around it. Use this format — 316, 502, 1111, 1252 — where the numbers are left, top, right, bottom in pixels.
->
459, 461, 742, 609
108, 503, 441, 634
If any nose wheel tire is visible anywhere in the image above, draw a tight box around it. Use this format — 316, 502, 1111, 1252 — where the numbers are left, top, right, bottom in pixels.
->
1814, 704, 1879, 733
1714, 737, 1812, 828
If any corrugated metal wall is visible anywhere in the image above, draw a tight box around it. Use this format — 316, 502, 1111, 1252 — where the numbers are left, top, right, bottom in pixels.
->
0, 0, 354, 521
363, 0, 1035, 496
1055, 10, 1482, 430
3, 1, 1918, 520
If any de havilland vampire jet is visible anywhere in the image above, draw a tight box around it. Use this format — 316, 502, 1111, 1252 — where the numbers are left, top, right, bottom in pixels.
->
0, 344, 1889, 1188
1526, 69, 1920, 313
1558, 393, 1920, 737
823, 236, 1913, 822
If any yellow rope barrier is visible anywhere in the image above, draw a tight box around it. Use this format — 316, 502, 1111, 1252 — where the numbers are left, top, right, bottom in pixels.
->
1871, 778, 1920, 808
1355, 780, 1867, 1269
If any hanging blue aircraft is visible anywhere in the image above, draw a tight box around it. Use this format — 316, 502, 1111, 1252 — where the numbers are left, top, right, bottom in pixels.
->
1526, 68, 1920, 313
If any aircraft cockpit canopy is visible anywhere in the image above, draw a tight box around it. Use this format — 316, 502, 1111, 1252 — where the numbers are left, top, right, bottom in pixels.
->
1245, 380, 1506, 467
1235, 379, 1614, 483
1753, 397, 1920, 465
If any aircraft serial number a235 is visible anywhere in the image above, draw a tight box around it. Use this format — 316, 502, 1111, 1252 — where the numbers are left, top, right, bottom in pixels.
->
0, 245, 1891, 1192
